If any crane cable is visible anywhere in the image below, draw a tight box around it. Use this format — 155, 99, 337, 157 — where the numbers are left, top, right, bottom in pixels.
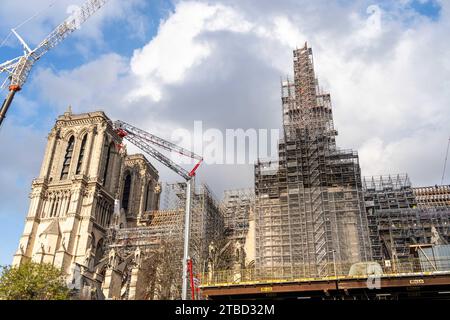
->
441, 137, 450, 185
0, 1, 57, 48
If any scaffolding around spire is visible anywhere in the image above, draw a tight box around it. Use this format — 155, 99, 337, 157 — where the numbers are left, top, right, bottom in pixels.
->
255, 44, 372, 278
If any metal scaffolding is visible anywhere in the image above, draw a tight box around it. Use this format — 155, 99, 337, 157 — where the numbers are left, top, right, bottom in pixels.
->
223, 189, 255, 243
363, 174, 450, 262
413, 185, 450, 208
254, 43, 372, 278
104, 182, 224, 300
110, 209, 184, 249
162, 182, 225, 273
376, 207, 450, 262
363, 174, 418, 261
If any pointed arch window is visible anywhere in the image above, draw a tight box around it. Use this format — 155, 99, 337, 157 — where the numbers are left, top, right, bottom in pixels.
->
144, 182, 153, 212
122, 174, 132, 213
144, 182, 150, 212
76, 135, 88, 175
61, 136, 75, 180
102, 142, 114, 186
94, 238, 104, 267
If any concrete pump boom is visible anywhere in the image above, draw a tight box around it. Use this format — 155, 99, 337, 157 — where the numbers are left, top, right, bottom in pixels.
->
113, 120, 203, 300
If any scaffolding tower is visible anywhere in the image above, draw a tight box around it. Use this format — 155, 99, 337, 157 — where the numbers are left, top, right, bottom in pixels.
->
255, 43, 372, 278
363, 174, 418, 261
363, 174, 450, 262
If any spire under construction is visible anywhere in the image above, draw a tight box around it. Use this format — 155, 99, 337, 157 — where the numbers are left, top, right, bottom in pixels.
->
254, 44, 372, 277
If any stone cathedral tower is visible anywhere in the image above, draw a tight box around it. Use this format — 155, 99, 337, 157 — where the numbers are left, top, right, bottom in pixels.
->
13, 109, 160, 297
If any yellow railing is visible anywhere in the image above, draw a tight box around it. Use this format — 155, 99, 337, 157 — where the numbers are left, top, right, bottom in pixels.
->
200, 257, 450, 288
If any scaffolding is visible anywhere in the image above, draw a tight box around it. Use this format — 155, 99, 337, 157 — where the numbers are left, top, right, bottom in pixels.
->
110, 209, 184, 249
161, 182, 225, 274
254, 43, 371, 278
376, 207, 450, 262
413, 185, 450, 208
363, 174, 415, 196
201, 254, 450, 288
363, 175, 450, 262
363, 174, 418, 261
223, 189, 255, 243
104, 207, 185, 300
104, 182, 224, 300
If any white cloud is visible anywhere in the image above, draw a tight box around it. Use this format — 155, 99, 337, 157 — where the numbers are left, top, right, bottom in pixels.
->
4, 0, 450, 198
129, 1, 252, 101
269, 16, 305, 48
352, 4, 384, 45
33, 53, 130, 109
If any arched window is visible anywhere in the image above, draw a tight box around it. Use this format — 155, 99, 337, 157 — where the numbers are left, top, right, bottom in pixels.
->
76, 135, 88, 175
102, 143, 114, 186
90, 233, 96, 251
144, 182, 152, 211
94, 238, 104, 267
122, 174, 132, 213
61, 136, 75, 180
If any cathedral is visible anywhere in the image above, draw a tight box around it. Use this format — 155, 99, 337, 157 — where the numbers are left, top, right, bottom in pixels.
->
12, 108, 230, 300
12, 109, 164, 299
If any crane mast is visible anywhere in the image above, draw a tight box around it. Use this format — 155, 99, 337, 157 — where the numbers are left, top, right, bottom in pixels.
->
113, 120, 203, 300
0, 0, 110, 128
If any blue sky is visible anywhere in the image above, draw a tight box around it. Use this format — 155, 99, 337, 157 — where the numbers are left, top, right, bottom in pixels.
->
410, 0, 441, 19
0, 0, 172, 265
0, 0, 448, 265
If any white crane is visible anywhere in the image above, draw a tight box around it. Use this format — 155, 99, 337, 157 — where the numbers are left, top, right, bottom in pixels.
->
0, 0, 110, 128
114, 120, 203, 300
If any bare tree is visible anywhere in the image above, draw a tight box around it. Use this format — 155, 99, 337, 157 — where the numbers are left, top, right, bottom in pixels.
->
140, 239, 183, 300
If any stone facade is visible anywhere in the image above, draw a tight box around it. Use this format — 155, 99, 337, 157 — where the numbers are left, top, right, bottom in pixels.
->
13, 109, 159, 299
121, 154, 160, 227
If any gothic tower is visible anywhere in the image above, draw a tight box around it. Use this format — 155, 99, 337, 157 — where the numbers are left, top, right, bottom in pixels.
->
121, 154, 160, 227
13, 109, 125, 288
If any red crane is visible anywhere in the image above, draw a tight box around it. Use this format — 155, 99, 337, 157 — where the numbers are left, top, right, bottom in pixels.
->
113, 120, 203, 300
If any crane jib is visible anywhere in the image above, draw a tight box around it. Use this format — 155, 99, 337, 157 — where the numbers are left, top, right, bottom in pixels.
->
114, 122, 203, 181
189, 159, 203, 177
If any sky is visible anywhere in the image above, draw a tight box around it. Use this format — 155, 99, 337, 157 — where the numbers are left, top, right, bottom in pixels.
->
0, 0, 449, 265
